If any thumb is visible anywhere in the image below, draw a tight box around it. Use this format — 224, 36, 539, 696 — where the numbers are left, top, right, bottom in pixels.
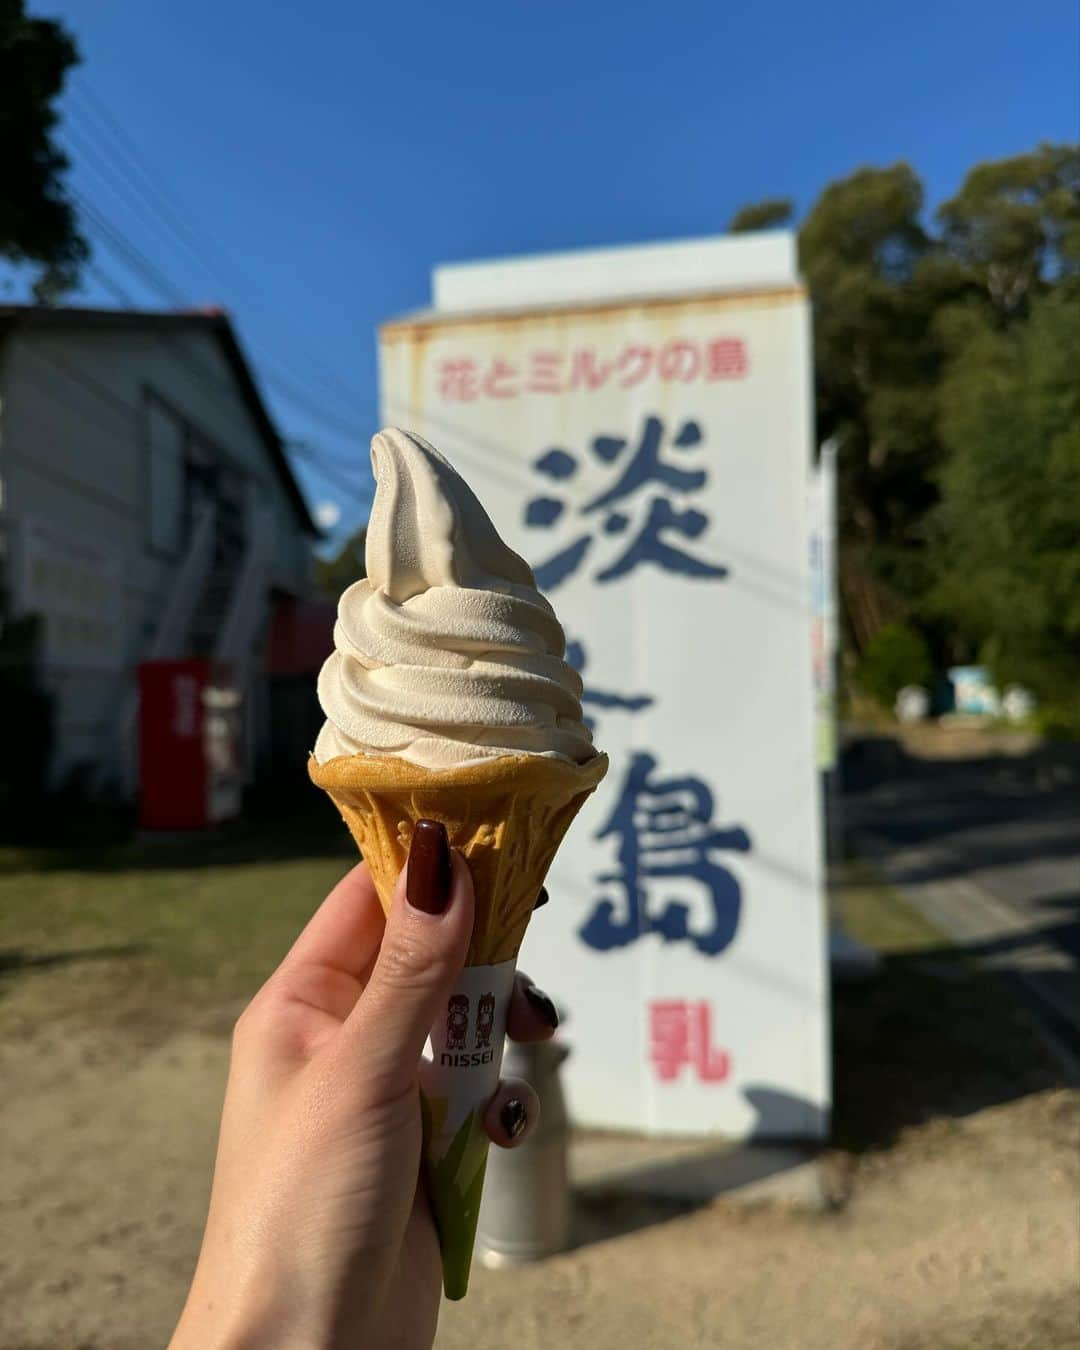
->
344, 820, 475, 1102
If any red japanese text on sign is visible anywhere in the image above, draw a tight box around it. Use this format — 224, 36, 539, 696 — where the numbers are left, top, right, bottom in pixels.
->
437, 337, 749, 403
649, 1000, 731, 1084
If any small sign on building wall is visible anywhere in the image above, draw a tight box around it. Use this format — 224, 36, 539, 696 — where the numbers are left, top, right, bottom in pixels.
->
15, 516, 124, 670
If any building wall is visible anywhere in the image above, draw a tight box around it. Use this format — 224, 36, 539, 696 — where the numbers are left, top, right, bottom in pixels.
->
0, 323, 314, 787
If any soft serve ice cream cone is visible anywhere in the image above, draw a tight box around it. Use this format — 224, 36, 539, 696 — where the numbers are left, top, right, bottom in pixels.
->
309, 428, 606, 1299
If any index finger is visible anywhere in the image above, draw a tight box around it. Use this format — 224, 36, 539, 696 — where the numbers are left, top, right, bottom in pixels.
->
276, 861, 386, 985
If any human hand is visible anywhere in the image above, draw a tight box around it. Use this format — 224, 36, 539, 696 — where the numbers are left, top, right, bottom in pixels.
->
170, 820, 560, 1350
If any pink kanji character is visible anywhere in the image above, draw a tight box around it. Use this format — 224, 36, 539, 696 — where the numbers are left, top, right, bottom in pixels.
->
649, 999, 691, 1081
438, 358, 479, 402
704, 338, 748, 380
688, 1001, 730, 1082
657, 340, 701, 382
527, 349, 563, 393
615, 344, 653, 388
483, 357, 519, 399
567, 348, 612, 391
649, 999, 730, 1083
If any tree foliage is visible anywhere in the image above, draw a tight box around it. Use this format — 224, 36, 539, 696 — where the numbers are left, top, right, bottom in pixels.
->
854, 622, 933, 709
729, 198, 794, 233
931, 290, 1080, 717
797, 164, 951, 603
731, 143, 1080, 719
937, 143, 1080, 320
314, 528, 367, 597
0, 1, 86, 301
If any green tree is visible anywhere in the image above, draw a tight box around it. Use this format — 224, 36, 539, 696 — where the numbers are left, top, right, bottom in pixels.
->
731, 146, 1080, 721
729, 167, 954, 642
936, 143, 1080, 320
314, 528, 367, 597
931, 288, 1080, 721
796, 165, 959, 616
729, 198, 794, 233
0, 1, 86, 301
854, 621, 933, 710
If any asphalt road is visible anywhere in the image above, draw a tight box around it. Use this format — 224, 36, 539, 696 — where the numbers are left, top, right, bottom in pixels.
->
845, 744, 1080, 950
842, 736, 1080, 1058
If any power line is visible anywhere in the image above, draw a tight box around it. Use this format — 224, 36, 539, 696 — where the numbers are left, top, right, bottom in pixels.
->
73, 189, 370, 479
61, 109, 523, 506
63, 104, 523, 493
24, 240, 372, 513
76, 183, 373, 449
69, 83, 370, 411
285, 439, 372, 506
86, 253, 363, 498
22, 340, 140, 422
74, 188, 189, 308
20, 339, 370, 518
76, 291, 370, 520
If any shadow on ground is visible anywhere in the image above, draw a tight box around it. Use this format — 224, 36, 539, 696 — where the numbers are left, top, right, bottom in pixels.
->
831, 941, 1071, 1154
0, 944, 145, 977
841, 736, 1080, 888
0, 801, 354, 876
565, 933, 1074, 1250
567, 1086, 826, 1247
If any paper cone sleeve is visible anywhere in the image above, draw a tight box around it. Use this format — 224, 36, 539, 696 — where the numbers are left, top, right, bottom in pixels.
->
308, 750, 608, 965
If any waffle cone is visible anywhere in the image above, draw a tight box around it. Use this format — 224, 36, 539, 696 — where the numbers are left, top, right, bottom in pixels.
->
309, 750, 608, 965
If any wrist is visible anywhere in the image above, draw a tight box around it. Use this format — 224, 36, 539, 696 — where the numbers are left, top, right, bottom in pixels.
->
171, 1256, 360, 1350
171, 1278, 296, 1350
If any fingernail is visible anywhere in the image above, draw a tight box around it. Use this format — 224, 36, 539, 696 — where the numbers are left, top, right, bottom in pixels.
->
523, 982, 559, 1029
534, 886, 549, 910
500, 1097, 528, 1140
406, 820, 452, 915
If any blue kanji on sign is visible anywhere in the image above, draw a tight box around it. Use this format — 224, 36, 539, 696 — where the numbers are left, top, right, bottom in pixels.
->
565, 638, 654, 734
525, 416, 730, 590
580, 752, 751, 956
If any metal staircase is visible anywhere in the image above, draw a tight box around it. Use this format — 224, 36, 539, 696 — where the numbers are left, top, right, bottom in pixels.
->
212, 493, 275, 680
112, 485, 276, 797
109, 498, 219, 794
147, 499, 218, 660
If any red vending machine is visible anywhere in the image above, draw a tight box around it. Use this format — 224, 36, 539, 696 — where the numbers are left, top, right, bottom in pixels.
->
138, 660, 244, 830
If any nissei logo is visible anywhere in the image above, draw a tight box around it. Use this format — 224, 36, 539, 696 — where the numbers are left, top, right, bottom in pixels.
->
439, 1050, 495, 1068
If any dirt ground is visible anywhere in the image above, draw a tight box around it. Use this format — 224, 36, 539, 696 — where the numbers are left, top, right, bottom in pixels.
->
1, 1021, 1076, 1350
2, 843, 1078, 1349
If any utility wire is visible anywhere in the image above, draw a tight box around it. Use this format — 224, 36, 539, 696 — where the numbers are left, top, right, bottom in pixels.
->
76, 185, 370, 449
64, 107, 524, 493
20, 338, 371, 515
62, 107, 525, 503
285, 439, 372, 506
69, 83, 369, 411
73, 191, 370, 495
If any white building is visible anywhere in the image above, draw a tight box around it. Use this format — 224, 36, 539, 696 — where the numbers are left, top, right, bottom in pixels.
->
0, 304, 326, 802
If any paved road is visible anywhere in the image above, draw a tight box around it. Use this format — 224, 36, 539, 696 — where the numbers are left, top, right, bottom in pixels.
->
842, 738, 1080, 1059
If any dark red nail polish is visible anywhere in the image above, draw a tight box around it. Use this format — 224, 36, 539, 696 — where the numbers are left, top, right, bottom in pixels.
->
523, 982, 559, 1028
534, 886, 549, 910
500, 1097, 527, 1140
406, 820, 451, 915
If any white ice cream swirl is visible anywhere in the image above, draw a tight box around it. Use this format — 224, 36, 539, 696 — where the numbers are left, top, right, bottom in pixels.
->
314, 428, 596, 770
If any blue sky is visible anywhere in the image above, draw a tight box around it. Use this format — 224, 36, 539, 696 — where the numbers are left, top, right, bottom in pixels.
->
7, 1, 1079, 547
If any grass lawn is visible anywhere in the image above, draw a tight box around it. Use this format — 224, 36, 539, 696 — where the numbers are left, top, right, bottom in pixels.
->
0, 828, 1066, 1147
0, 815, 356, 1036
833, 858, 946, 956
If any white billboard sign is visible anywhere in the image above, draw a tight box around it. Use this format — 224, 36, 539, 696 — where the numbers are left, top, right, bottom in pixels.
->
379, 234, 827, 1139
